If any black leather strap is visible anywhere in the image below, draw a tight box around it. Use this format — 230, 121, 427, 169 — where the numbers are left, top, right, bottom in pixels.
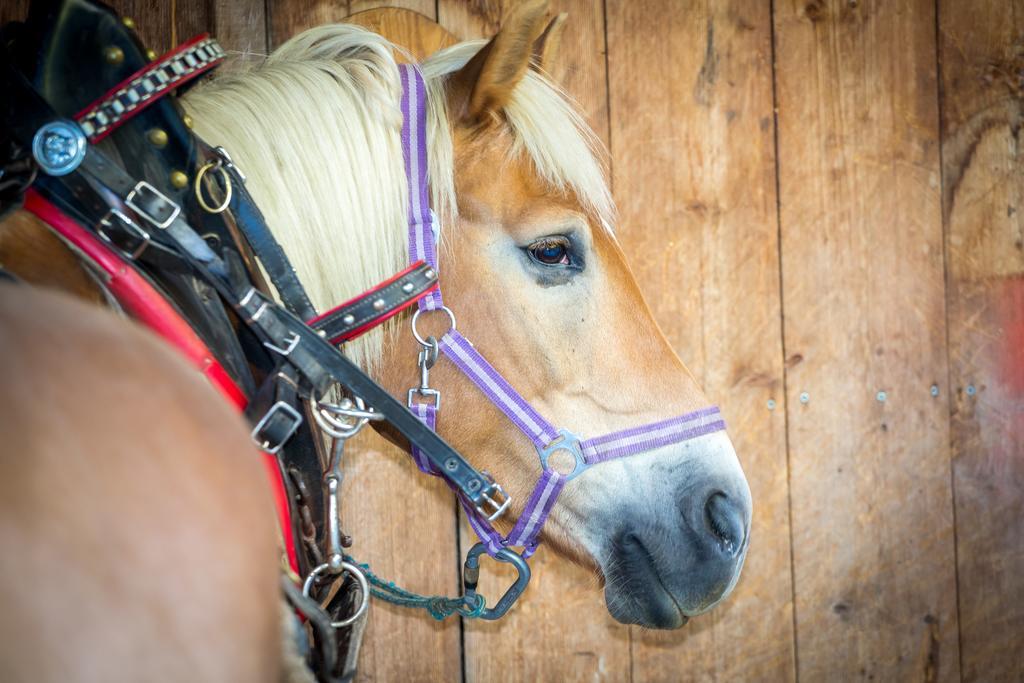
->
309, 261, 438, 344
206, 146, 318, 322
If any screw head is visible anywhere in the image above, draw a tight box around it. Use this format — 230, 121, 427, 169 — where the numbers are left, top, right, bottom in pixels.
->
966, 384, 976, 396
930, 384, 939, 397
766, 399, 776, 410
876, 391, 887, 402
444, 458, 458, 472
799, 392, 810, 404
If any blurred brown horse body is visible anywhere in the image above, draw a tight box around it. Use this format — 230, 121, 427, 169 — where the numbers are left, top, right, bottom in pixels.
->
0, 281, 281, 682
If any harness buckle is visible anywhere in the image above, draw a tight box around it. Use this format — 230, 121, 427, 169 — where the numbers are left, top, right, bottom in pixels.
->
97, 208, 150, 260
251, 401, 303, 454
475, 472, 511, 522
263, 331, 300, 357
125, 180, 181, 229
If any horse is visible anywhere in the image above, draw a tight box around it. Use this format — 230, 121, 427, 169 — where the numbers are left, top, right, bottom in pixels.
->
0, 283, 282, 682
180, 0, 753, 628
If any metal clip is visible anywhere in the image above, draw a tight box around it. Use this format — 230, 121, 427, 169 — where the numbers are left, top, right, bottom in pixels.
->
213, 145, 247, 184
462, 543, 531, 620
407, 335, 441, 408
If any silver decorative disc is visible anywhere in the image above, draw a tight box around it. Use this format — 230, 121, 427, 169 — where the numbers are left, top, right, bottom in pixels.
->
32, 120, 87, 177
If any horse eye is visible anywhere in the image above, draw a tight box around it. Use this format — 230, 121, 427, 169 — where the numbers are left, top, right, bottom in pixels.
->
528, 239, 571, 266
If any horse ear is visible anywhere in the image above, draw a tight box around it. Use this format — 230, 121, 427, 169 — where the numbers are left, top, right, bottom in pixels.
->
532, 13, 567, 76
448, 0, 551, 123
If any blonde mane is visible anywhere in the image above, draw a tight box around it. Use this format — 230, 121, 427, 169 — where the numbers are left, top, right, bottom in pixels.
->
183, 24, 612, 372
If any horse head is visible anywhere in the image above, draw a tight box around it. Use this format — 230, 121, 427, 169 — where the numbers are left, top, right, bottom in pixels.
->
184, 0, 751, 629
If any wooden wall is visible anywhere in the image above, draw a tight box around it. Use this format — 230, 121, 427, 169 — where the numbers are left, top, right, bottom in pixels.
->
2, 0, 1020, 680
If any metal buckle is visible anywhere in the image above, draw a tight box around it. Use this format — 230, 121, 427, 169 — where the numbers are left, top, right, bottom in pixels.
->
263, 331, 300, 357
97, 208, 150, 260
125, 180, 181, 229
474, 472, 511, 522
251, 401, 302, 454
537, 428, 589, 481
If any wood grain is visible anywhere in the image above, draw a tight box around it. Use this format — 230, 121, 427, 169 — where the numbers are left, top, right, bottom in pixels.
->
210, 0, 267, 57
606, 1, 795, 680
938, 0, 1024, 680
774, 0, 959, 679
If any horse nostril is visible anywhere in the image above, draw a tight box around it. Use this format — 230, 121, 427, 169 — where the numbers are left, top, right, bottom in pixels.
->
703, 492, 744, 557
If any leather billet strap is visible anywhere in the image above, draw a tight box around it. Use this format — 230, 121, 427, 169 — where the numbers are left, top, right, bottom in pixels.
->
76, 34, 225, 142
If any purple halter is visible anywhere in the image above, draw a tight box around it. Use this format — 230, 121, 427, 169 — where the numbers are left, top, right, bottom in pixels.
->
398, 65, 726, 558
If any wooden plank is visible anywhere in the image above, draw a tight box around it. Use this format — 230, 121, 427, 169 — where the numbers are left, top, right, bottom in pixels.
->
606, 1, 795, 680
210, 0, 267, 57
434, 3, 629, 682
938, 1, 1024, 680
773, 1, 959, 680
0, 1, 29, 25
268, 0, 433, 48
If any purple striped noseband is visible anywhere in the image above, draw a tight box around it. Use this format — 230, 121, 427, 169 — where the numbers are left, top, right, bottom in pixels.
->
398, 65, 726, 559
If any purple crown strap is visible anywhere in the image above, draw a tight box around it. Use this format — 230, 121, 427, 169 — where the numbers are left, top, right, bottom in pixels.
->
399, 63, 443, 311
439, 330, 560, 448
580, 406, 726, 464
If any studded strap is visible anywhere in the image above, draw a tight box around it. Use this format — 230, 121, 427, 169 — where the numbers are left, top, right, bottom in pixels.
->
75, 34, 225, 142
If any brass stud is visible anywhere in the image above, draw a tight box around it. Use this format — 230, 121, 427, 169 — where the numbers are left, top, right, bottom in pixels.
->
182, 114, 194, 130
169, 170, 188, 189
147, 128, 168, 148
121, 17, 135, 29
145, 48, 157, 61
103, 46, 124, 65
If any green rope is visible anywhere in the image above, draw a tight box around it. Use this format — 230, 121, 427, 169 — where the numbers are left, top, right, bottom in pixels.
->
345, 555, 486, 621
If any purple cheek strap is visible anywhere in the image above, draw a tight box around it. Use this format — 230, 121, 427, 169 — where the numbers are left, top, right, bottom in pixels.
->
399, 64, 726, 558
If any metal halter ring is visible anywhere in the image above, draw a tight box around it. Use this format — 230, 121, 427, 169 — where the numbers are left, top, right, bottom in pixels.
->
302, 561, 370, 629
194, 159, 232, 213
411, 306, 456, 347
311, 392, 373, 440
